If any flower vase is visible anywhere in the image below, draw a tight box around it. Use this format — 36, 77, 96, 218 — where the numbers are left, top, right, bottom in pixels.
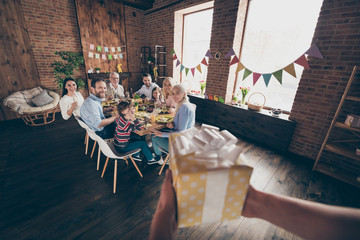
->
241, 95, 246, 105
201, 88, 204, 95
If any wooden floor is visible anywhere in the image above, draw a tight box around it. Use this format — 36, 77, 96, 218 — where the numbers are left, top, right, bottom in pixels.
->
0, 114, 359, 240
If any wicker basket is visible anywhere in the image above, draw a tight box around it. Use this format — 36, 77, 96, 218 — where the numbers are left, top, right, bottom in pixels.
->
247, 92, 266, 111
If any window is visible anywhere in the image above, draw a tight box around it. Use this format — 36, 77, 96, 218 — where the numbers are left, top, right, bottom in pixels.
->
235, 0, 323, 112
173, 2, 214, 92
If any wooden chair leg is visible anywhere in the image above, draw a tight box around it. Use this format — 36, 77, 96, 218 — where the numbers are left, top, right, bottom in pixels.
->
91, 141, 97, 158
101, 157, 110, 178
97, 147, 101, 171
84, 132, 88, 144
129, 156, 143, 178
85, 134, 89, 155
159, 154, 169, 175
113, 160, 117, 194
123, 157, 129, 166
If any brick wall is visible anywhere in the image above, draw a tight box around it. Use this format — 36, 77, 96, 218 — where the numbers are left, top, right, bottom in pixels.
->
288, 0, 360, 159
124, 5, 146, 93
21, 0, 85, 96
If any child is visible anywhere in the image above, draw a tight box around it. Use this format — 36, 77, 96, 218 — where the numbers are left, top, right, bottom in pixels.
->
114, 101, 161, 165
151, 87, 163, 106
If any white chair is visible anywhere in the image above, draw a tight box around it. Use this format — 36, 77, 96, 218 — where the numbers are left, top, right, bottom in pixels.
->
75, 117, 101, 170
158, 146, 169, 175
97, 137, 143, 194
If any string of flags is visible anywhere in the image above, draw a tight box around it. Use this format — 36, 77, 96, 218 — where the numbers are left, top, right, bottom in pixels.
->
171, 44, 324, 87
86, 43, 126, 61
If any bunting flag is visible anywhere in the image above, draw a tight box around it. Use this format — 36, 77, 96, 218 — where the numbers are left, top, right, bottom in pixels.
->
176, 59, 180, 67
201, 57, 208, 66
262, 74, 272, 87
90, 44, 94, 50
95, 53, 100, 59
236, 62, 245, 73
117, 47, 121, 52
185, 68, 189, 76
253, 72, 261, 85
180, 65, 185, 72
191, 68, 195, 76
205, 50, 213, 58
97, 46, 102, 52
173, 54, 177, 61
224, 48, 235, 58
117, 64, 123, 73
283, 63, 296, 78
104, 47, 109, 53
273, 70, 283, 84
229, 55, 239, 66
119, 54, 123, 59
88, 52, 93, 58
243, 69, 252, 80
114, 54, 118, 59
295, 54, 310, 70
102, 54, 106, 60
196, 64, 202, 73
108, 54, 113, 60
170, 49, 175, 55
111, 47, 116, 53
305, 44, 324, 59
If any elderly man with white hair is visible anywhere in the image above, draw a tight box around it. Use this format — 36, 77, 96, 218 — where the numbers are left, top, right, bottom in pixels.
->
105, 72, 125, 100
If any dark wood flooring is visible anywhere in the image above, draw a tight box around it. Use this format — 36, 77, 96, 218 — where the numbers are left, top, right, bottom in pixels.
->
0, 114, 359, 240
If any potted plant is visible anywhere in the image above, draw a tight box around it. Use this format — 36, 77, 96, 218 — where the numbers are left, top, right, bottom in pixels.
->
51, 51, 85, 90
94, 67, 101, 73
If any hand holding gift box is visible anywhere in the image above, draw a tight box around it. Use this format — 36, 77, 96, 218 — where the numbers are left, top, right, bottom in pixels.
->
168, 124, 253, 228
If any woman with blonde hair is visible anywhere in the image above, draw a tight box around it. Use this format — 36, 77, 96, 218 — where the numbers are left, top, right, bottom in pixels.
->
150, 84, 195, 161
162, 77, 176, 110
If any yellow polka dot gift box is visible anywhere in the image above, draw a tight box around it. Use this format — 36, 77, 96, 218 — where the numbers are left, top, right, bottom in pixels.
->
168, 124, 253, 228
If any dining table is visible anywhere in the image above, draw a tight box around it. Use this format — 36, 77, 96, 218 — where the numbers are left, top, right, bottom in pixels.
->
102, 98, 175, 136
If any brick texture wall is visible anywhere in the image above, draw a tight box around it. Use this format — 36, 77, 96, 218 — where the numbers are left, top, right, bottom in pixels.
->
21, 0, 85, 96
288, 0, 360, 159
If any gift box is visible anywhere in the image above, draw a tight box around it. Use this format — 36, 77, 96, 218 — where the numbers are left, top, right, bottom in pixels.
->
168, 125, 253, 228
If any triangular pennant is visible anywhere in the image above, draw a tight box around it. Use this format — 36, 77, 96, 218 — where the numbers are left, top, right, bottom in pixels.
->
196, 64, 202, 73
273, 70, 283, 84
173, 54, 177, 61
283, 63, 296, 78
236, 62, 245, 73
180, 65, 185, 72
262, 74, 272, 87
205, 50, 213, 58
201, 57, 208, 66
224, 48, 235, 58
185, 68, 189, 76
295, 54, 310, 70
170, 49, 175, 55
253, 73, 261, 85
176, 59, 180, 67
305, 44, 324, 59
243, 68, 252, 80
191, 68, 195, 76
229, 55, 240, 66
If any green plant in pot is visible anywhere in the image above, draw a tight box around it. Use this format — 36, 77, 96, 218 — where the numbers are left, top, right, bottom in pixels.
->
52, 51, 85, 90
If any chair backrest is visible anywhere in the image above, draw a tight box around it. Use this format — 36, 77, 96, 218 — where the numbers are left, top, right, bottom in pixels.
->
96, 137, 118, 159
75, 117, 99, 141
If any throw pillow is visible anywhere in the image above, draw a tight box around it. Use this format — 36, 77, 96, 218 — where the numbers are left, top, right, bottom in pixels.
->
30, 90, 54, 107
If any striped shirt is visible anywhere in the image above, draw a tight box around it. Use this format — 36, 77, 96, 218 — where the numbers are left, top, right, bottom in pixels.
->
114, 116, 143, 148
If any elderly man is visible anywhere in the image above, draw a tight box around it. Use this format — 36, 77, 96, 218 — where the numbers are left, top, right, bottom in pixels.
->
106, 72, 125, 100
132, 73, 159, 99
80, 79, 118, 139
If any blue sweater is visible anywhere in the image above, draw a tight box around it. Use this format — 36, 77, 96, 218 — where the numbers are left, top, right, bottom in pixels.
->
161, 102, 195, 138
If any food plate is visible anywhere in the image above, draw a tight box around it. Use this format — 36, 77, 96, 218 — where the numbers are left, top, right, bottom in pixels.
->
156, 115, 173, 123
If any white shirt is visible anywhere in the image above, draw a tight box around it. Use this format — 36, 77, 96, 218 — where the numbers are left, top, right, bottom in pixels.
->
106, 82, 125, 98
135, 82, 159, 99
59, 91, 84, 120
